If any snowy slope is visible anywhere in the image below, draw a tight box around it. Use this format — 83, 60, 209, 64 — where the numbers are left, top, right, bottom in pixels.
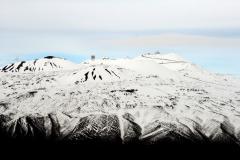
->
139, 53, 238, 86
87, 57, 182, 82
57, 64, 137, 85
0, 56, 77, 73
0, 53, 240, 144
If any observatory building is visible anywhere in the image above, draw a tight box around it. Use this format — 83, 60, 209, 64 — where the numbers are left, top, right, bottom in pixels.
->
91, 55, 95, 61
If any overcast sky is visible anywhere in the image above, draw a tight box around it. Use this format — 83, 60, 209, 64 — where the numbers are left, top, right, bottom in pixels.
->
0, 0, 240, 74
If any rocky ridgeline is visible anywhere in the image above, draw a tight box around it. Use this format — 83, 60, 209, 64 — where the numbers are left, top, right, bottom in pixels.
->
0, 112, 239, 145
0, 56, 76, 73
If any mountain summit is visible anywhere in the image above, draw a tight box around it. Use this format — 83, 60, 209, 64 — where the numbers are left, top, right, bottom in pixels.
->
0, 56, 77, 73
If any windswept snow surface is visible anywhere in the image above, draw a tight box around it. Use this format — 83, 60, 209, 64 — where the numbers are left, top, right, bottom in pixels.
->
0, 53, 240, 145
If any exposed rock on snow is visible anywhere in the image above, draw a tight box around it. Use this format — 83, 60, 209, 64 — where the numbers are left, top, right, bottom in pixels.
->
0, 53, 240, 145
0, 56, 77, 73
62, 65, 123, 84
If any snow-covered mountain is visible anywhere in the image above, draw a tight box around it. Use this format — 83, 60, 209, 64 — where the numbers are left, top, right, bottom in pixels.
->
0, 56, 77, 73
0, 53, 240, 145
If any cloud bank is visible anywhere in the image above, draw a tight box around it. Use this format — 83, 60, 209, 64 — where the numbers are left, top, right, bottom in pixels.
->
0, 0, 240, 74
1, 0, 240, 31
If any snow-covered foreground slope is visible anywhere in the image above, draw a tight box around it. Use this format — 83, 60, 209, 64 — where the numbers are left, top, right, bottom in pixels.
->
0, 53, 240, 144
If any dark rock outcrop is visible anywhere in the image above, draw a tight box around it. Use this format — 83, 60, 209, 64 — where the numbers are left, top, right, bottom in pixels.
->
64, 114, 122, 144
0, 113, 239, 145
121, 113, 142, 144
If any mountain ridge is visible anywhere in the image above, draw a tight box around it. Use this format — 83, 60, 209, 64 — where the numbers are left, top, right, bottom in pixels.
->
0, 53, 240, 145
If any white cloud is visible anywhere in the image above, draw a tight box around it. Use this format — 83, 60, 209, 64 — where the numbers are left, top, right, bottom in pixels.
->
1, 0, 240, 31
1, 31, 240, 58
1, 0, 240, 60
104, 34, 240, 48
